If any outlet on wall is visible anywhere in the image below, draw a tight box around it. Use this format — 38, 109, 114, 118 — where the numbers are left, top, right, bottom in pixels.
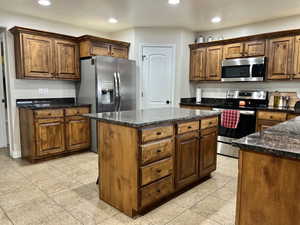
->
38, 88, 49, 96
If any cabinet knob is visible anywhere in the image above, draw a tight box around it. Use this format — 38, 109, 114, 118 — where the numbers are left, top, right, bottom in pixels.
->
156, 132, 162, 136
156, 189, 161, 193
156, 149, 162, 153
270, 116, 273, 119
48, 113, 52, 116
156, 169, 162, 173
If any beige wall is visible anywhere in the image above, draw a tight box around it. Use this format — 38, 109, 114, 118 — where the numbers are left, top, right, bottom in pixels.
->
110, 27, 196, 108
1, 10, 109, 158
194, 15, 300, 99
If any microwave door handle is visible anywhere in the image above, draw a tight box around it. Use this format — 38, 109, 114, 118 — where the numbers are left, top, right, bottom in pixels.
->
249, 64, 254, 78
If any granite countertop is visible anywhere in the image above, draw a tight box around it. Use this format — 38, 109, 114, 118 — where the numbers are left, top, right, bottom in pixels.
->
256, 106, 297, 113
83, 107, 220, 128
17, 103, 91, 110
233, 116, 300, 160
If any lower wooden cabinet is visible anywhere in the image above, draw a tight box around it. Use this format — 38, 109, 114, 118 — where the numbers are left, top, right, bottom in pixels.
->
200, 128, 218, 177
65, 116, 91, 151
35, 118, 65, 156
98, 116, 218, 217
175, 131, 199, 189
19, 106, 91, 162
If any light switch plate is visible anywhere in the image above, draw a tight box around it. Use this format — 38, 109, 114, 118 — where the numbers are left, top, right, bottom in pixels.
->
38, 88, 49, 96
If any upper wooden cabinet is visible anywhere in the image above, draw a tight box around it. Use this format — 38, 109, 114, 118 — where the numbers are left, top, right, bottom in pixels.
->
293, 35, 300, 79
267, 37, 294, 80
190, 48, 206, 81
10, 27, 80, 80
206, 46, 223, 81
78, 35, 130, 59
224, 40, 265, 59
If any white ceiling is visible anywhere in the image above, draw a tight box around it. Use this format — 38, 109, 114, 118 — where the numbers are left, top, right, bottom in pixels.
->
1, 0, 300, 32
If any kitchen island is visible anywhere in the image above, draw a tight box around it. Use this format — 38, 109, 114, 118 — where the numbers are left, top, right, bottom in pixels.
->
84, 107, 220, 217
233, 117, 300, 225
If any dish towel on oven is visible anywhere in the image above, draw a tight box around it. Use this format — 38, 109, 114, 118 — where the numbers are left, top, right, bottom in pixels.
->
221, 110, 240, 129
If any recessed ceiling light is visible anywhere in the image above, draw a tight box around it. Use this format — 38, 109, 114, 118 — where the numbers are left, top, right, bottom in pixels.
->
168, 0, 180, 5
211, 17, 222, 23
38, 0, 51, 6
108, 18, 118, 24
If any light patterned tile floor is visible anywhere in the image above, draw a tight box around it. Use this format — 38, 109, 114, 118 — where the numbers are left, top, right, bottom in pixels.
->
0, 148, 238, 225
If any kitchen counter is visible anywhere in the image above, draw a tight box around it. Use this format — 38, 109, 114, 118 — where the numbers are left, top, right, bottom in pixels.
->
84, 107, 220, 128
86, 107, 220, 217
233, 117, 300, 160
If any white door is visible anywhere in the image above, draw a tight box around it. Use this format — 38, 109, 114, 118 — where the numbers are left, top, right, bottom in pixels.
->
0, 41, 7, 148
141, 45, 175, 109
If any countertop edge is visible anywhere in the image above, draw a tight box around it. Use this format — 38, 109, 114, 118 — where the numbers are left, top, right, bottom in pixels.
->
17, 104, 91, 110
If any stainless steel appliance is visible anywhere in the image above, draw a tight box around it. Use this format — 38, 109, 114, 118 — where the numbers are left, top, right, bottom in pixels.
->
221, 57, 266, 82
77, 56, 137, 152
212, 90, 268, 158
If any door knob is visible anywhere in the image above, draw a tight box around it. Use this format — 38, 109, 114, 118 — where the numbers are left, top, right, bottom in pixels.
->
166, 100, 171, 104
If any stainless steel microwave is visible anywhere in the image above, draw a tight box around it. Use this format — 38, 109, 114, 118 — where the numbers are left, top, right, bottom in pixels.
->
221, 56, 266, 82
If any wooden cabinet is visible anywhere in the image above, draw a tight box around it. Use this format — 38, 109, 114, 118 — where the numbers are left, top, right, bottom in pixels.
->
199, 128, 218, 177
54, 39, 80, 79
10, 27, 80, 80
175, 131, 199, 189
293, 35, 300, 79
206, 46, 223, 81
78, 35, 129, 59
267, 37, 294, 80
190, 48, 206, 80
65, 116, 91, 151
256, 110, 288, 132
97, 116, 218, 217
19, 106, 91, 162
224, 41, 265, 59
35, 118, 65, 156
224, 43, 244, 59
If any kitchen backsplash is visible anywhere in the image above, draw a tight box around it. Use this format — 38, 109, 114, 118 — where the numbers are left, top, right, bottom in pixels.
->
192, 81, 300, 99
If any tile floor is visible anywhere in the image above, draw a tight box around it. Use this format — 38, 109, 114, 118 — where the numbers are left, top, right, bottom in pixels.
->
0, 148, 238, 225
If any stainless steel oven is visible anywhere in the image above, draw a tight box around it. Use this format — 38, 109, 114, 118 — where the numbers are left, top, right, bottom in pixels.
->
221, 56, 266, 82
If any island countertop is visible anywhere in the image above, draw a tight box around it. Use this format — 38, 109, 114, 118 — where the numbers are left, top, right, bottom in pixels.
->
233, 116, 300, 160
83, 107, 220, 128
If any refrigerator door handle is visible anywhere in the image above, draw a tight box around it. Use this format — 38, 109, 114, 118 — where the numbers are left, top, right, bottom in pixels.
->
117, 72, 121, 98
113, 72, 119, 98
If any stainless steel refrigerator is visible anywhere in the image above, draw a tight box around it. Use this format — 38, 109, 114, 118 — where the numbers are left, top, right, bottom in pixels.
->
76, 56, 137, 152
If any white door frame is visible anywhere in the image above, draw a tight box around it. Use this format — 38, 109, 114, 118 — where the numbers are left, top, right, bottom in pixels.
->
0, 30, 11, 151
139, 44, 176, 109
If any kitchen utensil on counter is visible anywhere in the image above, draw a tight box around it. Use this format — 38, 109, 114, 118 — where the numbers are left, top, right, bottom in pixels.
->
196, 36, 204, 43
273, 95, 280, 107
196, 88, 202, 103
282, 96, 291, 108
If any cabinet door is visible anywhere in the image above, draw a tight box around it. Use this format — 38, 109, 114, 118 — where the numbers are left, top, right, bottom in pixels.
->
190, 48, 206, 81
35, 118, 65, 156
175, 132, 199, 189
244, 40, 265, 57
267, 37, 294, 80
224, 43, 244, 59
206, 46, 223, 81
199, 129, 217, 177
256, 120, 282, 132
65, 116, 90, 151
111, 45, 128, 59
54, 39, 80, 80
22, 33, 54, 78
293, 35, 300, 79
91, 42, 110, 56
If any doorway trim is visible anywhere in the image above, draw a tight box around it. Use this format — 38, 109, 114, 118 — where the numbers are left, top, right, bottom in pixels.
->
0, 29, 12, 154
139, 43, 176, 109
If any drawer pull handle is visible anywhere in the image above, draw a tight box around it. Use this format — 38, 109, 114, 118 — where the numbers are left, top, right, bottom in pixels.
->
188, 126, 192, 129
156, 149, 162, 153
270, 116, 273, 119
156, 169, 162, 173
156, 189, 161, 193
156, 132, 162, 135
48, 113, 52, 116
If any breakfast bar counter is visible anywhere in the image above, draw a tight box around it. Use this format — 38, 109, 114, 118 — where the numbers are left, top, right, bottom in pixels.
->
84, 107, 220, 217
233, 117, 300, 225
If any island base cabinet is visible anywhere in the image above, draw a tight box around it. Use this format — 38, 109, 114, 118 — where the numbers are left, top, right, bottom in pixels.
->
199, 128, 217, 177
236, 150, 300, 225
175, 131, 199, 190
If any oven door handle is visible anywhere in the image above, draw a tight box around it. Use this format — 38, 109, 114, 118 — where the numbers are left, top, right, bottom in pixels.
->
212, 108, 255, 115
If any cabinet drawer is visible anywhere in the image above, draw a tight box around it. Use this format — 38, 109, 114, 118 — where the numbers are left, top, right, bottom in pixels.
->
65, 107, 90, 116
201, 117, 218, 129
177, 121, 199, 134
287, 114, 300, 120
140, 176, 173, 208
141, 138, 174, 165
34, 109, 64, 118
140, 158, 173, 186
257, 111, 287, 121
141, 125, 174, 143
